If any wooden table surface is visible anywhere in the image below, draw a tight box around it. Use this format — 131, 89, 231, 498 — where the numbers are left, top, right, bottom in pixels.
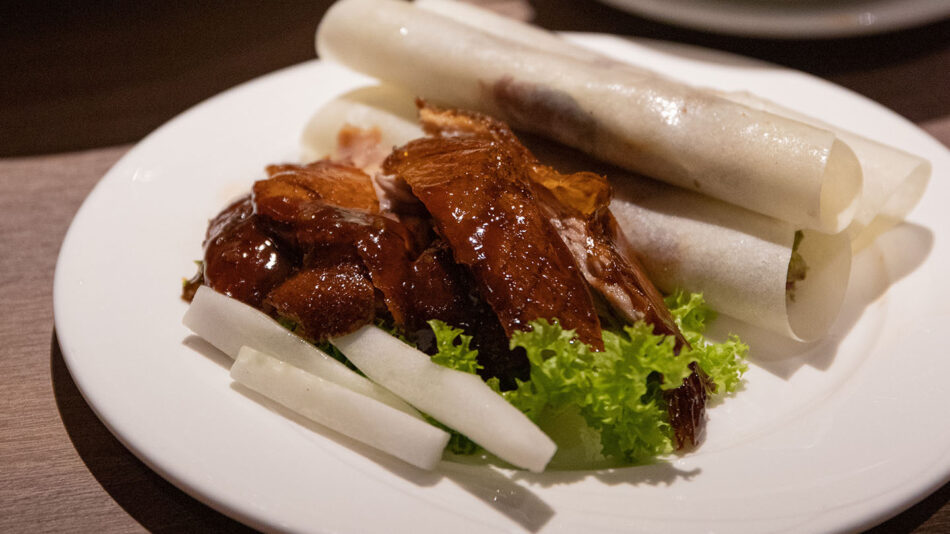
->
1, 1, 948, 532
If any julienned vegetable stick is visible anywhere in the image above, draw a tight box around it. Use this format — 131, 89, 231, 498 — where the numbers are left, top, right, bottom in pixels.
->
317, 0, 862, 234
413, 0, 931, 250
301, 84, 852, 341
231, 346, 450, 470
333, 326, 557, 473
183, 286, 419, 417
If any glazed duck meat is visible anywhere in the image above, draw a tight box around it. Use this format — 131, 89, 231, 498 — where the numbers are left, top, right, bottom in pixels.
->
265, 258, 377, 340
414, 104, 687, 348
185, 104, 711, 448
253, 160, 423, 331
382, 132, 605, 350
188, 195, 295, 309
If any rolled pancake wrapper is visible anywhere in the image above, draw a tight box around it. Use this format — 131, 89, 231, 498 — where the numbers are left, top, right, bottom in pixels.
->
301, 84, 851, 341
609, 178, 851, 342
316, 0, 863, 234
718, 91, 931, 251
412, 0, 930, 250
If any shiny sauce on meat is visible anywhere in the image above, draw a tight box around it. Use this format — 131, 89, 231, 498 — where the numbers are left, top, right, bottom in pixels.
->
384, 135, 605, 350
198, 196, 295, 309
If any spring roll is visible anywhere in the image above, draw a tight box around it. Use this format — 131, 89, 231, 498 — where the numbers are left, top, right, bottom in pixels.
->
300, 84, 851, 341
411, 0, 931, 251
316, 0, 862, 234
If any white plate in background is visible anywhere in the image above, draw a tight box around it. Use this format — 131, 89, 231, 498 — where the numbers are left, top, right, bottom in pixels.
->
599, 0, 950, 38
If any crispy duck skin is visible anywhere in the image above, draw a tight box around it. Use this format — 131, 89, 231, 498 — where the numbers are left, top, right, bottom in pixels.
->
530, 169, 688, 348
383, 133, 605, 350
416, 103, 687, 347
666, 363, 715, 449
253, 165, 419, 328
265, 260, 377, 341
401, 241, 471, 332
195, 195, 295, 309
405, 241, 529, 387
254, 159, 487, 339
329, 123, 532, 384
264, 159, 380, 213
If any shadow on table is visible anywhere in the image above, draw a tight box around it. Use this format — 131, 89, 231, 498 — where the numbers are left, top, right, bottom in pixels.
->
867, 480, 950, 534
50, 331, 257, 534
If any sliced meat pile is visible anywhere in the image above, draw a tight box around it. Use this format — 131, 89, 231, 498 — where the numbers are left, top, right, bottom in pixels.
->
184, 103, 708, 447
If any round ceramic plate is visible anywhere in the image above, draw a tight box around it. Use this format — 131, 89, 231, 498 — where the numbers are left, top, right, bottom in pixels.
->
598, 0, 950, 38
54, 34, 950, 533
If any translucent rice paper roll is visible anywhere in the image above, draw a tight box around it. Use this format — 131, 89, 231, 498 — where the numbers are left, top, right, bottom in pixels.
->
300, 84, 851, 341
411, 0, 931, 251
316, 0, 863, 234
608, 178, 852, 342
718, 91, 931, 251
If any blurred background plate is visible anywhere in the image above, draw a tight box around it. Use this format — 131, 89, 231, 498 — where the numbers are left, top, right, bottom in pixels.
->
598, 0, 950, 38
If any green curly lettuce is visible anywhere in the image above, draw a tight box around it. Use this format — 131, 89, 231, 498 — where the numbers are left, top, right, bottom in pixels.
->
664, 290, 749, 394
429, 290, 748, 465
428, 320, 482, 375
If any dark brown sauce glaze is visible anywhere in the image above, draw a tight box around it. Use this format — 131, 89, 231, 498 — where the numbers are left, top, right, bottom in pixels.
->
665, 362, 714, 450
197, 196, 295, 309
265, 260, 376, 341
384, 133, 605, 350
254, 165, 417, 329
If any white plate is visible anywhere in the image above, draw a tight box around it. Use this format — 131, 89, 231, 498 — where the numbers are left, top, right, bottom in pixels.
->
599, 0, 950, 38
54, 34, 950, 533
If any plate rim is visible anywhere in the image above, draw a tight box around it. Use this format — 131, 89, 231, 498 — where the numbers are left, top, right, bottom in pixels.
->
597, 0, 950, 38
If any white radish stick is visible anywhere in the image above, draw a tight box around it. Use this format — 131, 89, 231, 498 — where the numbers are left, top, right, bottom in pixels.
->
183, 285, 419, 417
333, 325, 557, 472
231, 346, 450, 470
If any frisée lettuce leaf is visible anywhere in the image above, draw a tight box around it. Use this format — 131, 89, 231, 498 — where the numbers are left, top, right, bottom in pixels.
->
429, 290, 747, 464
